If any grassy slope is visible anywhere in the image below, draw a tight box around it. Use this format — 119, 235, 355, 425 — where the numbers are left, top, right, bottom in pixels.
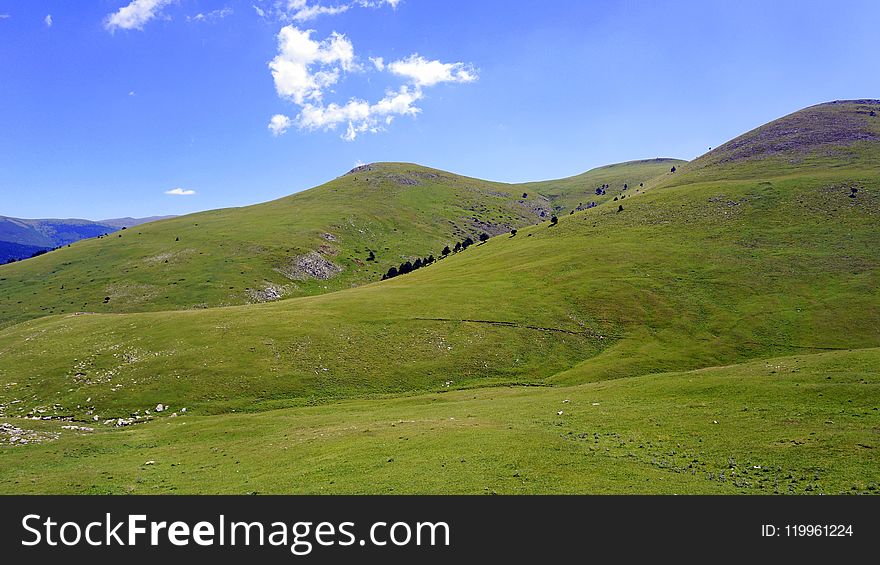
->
0, 100, 878, 494
0, 147, 876, 421
1, 348, 876, 494
0, 160, 679, 329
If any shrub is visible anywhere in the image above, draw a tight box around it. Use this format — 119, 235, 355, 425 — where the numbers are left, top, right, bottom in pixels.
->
442, 245, 451, 256
618, 205, 624, 212
510, 229, 517, 236
522, 192, 528, 198
479, 232, 489, 243
550, 215, 558, 225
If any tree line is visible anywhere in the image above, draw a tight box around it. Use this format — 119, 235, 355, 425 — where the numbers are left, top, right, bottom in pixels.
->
381, 232, 491, 280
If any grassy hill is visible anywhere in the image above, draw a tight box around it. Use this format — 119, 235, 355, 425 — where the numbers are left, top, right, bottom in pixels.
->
0, 100, 877, 494
0, 160, 679, 328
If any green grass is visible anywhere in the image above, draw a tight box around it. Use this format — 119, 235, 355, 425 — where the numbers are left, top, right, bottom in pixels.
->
0, 100, 878, 494
0, 160, 679, 329
1, 348, 876, 494
1, 160, 875, 421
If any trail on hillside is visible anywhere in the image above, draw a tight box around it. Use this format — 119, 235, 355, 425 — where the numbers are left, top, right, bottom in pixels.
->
413, 317, 608, 339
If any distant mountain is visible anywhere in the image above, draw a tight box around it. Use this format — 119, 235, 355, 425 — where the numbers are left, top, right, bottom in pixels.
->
0, 241, 52, 264
0, 215, 175, 262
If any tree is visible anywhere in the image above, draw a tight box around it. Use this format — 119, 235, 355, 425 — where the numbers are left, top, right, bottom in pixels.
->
426, 254, 435, 264
400, 261, 413, 274
413, 258, 423, 269
479, 232, 490, 243
618, 205, 624, 212
623, 184, 628, 190
442, 245, 451, 256
569, 210, 574, 215
367, 250, 375, 262
670, 166, 676, 173
550, 215, 558, 225
462, 236, 475, 248
510, 229, 517, 236
639, 182, 644, 187
454, 242, 462, 253
522, 192, 528, 198
383, 266, 398, 280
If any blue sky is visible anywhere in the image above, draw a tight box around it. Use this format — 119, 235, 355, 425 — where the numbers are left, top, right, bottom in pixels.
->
1, 0, 878, 220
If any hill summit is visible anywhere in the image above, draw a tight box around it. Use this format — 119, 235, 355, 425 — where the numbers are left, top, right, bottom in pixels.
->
686, 99, 880, 175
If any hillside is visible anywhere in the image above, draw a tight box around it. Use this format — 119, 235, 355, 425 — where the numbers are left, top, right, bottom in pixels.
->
677, 99, 880, 181
0, 101, 877, 414
0, 101, 877, 495
0, 160, 678, 328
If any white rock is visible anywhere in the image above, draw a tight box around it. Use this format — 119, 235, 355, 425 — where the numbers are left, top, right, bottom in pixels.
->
155, 404, 165, 412
557, 410, 564, 416
144, 460, 155, 465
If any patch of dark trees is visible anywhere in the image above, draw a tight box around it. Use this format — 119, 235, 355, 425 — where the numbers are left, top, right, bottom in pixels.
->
381, 232, 492, 281
3, 245, 63, 264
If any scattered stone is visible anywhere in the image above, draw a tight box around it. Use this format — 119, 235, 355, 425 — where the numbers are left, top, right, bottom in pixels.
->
61, 425, 94, 432
276, 252, 343, 281
1, 422, 59, 445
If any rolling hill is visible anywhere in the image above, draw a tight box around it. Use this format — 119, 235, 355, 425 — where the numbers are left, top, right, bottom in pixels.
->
0, 100, 877, 494
0, 159, 680, 328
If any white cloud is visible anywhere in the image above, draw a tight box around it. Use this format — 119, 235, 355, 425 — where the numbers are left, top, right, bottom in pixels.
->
0, 14, 10, 20
44, 14, 53, 27
105, 0, 172, 32
288, 1, 349, 22
268, 114, 293, 136
187, 7, 233, 23
253, 0, 400, 22
165, 187, 196, 196
388, 54, 478, 87
269, 25, 355, 105
267, 18, 478, 141
128, 91, 136, 96
298, 85, 422, 141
